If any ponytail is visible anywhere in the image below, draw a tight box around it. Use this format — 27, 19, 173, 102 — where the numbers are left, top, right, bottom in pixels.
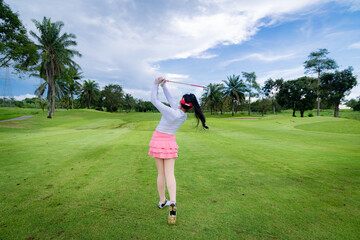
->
181, 94, 209, 129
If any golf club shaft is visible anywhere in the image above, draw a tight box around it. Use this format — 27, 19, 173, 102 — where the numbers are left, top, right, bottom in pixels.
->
164, 79, 208, 89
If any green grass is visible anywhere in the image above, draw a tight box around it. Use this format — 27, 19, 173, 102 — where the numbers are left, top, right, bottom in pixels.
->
0, 108, 359, 239
0, 107, 43, 121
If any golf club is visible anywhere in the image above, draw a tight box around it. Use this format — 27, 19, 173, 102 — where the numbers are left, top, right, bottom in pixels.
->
163, 79, 209, 89
163, 79, 211, 97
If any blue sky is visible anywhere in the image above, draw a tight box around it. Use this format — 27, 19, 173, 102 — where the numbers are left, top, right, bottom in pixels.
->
1, 0, 360, 102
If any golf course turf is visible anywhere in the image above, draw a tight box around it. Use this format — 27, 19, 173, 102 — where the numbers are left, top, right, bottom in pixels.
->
0, 109, 359, 239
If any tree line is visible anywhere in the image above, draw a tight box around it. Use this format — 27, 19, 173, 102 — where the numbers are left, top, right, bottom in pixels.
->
0, 79, 158, 113
1, 0, 359, 118
201, 49, 358, 118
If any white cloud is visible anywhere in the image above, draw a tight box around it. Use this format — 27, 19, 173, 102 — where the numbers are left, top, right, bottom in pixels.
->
123, 88, 150, 100
258, 66, 305, 85
163, 74, 189, 80
339, 0, 360, 11
349, 41, 360, 49
0, 94, 37, 100
222, 53, 295, 67
7, 0, 360, 96
339, 104, 351, 109
193, 53, 218, 59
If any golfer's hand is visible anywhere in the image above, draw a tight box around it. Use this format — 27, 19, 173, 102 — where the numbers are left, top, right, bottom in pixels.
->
154, 77, 164, 85
160, 79, 166, 87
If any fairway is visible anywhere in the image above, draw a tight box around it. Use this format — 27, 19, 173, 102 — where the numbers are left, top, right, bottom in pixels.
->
0, 110, 359, 239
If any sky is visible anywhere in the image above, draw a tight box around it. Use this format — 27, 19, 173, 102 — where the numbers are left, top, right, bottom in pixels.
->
1, 0, 360, 102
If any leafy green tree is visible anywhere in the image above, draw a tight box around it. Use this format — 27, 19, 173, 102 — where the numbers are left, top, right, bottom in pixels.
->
354, 102, 360, 111
144, 101, 158, 112
81, 79, 100, 109
277, 80, 298, 117
135, 99, 158, 112
320, 67, 357, 117
242, 72, 260, 115
134, 99, 145, 112
102, 84, 124, 112
346, 97, 360, 111
304, 48, 338, 116
0, 97, 14, 107
277, 77, 317, 117
36, 97, 47, 112
30, 17, 81, 118
0, 0, 38, 72
252, 97, 272, 116
222, 74, 246, 116
123, 93, 136, 112
24, 97, 36, 105
262, 78, 283, 115
295, 77, 317, 117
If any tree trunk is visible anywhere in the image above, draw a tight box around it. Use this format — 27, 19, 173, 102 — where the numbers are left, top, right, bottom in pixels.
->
317, 97, 321, 116
47, 84, 52, 118
292, 108, 296, 117
248, 94, 251, 115
334, 104, 339, 117
317, 71, 320, 116
71, 92, 74, 109
272, 98, 275, 115
300, 109, 304, 117
232, 101, 234, 116
49, 61, 56, 116
52, 83, 55, 115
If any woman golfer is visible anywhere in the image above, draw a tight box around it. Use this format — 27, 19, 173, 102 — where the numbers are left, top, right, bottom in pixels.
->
149, 77, 208, 224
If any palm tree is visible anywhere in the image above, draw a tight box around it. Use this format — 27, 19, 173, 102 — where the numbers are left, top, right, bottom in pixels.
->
202, 83, 224, 114
35, 74, 68, 107
214, 85, 225, 114
62, 67, 83, 109
81, 79, 99, 109
30, 17, 81, 118
222, 74, 246, 116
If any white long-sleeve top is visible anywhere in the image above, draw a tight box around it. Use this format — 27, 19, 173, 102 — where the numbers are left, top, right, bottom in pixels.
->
151, 84, 187, 135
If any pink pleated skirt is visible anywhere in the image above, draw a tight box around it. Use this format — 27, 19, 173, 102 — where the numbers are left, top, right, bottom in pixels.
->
148, 130, 179, 159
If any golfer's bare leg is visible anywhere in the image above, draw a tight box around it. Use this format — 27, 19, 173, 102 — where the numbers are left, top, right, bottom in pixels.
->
164, 158, 176, 203
154, 157, 166, 203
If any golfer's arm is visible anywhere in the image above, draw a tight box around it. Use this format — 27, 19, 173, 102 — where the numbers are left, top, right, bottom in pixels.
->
162, 85, 178, 109
151, 84, 177, 117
